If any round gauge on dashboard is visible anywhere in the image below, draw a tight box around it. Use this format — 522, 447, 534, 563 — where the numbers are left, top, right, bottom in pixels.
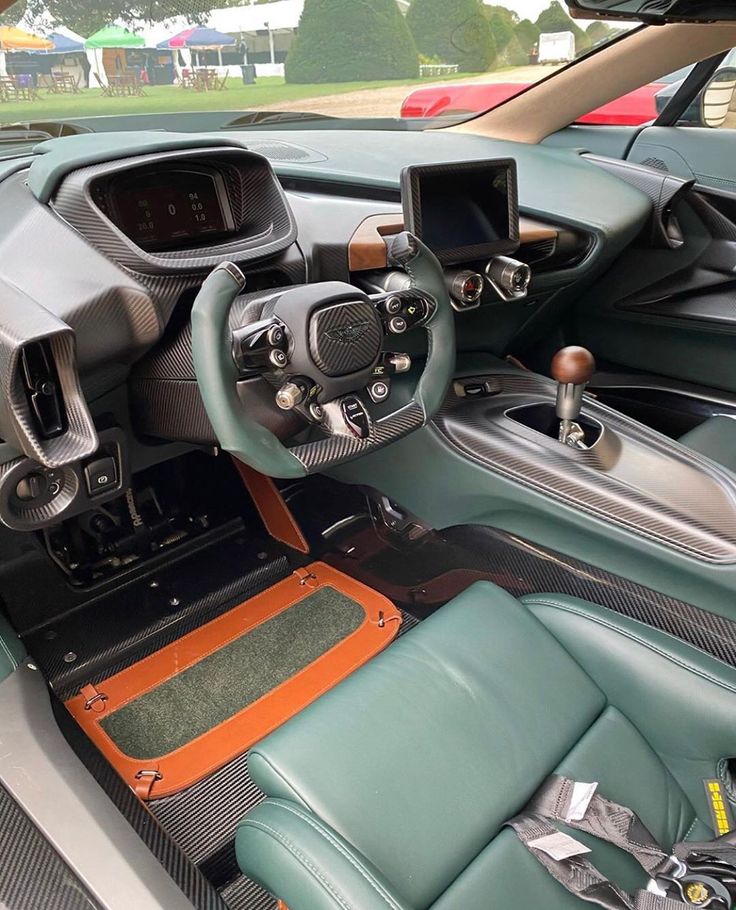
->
450, 270, 484, 305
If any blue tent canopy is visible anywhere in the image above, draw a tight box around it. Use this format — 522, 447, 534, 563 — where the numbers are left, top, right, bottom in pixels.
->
157, 26, 236, 49
44, 31, 85, 52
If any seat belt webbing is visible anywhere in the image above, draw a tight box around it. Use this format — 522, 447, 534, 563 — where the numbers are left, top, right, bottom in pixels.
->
528, 775, 671, 878
508, 814, 685, 910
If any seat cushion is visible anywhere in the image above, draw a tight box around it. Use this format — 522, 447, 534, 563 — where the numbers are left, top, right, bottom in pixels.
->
243, 584, 605, 909
237, 582, 736, 910
679, 415, 736, 474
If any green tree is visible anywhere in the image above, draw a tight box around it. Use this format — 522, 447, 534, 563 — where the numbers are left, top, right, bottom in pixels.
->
586, 19, 611, 43
407, 0, 495, 73
285, 0, 419, 84
535, 1, 590, 53
498, 33, 528, 66
20, 0, 215, 37
485, 5, 516, 53
514, 18, 539, 54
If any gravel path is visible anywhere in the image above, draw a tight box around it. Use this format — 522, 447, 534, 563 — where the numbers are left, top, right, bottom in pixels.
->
262, 64, 560, 118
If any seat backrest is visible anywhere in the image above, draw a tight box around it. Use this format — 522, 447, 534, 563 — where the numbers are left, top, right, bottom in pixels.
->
246, 583, 605, 908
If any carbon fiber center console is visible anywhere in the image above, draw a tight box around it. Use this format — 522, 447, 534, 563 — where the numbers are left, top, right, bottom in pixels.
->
434, 370, 736, 563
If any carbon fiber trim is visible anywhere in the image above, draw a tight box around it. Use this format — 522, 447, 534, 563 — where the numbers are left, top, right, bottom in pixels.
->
309, 301, 383, 377
434, 371, 736, 563
152, 751, 261, 866
290, 400, 425, 472
0, 457, 80, 531
441, 524, 736, 670
53, 701, 227, 910
0, 280, 98, 470
0, 782, 99, 910
53, 148, 296, 276
219, 877, 275, 910
402, 159, 520, 264
28, 534, 291, 700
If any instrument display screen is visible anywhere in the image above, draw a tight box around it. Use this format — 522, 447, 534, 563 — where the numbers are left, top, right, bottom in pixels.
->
401, 159, 519, 264
107, 167, 235, 251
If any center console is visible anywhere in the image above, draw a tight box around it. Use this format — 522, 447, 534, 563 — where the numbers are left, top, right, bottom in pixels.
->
434, 365, 736, 563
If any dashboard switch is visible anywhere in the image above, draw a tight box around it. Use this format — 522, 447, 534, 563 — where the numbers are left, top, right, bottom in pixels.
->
269, 349, 288, 369
341, 396, 370, 439
15, 473, 46, 502
276, 382, 305, 411
85, 456, 118, 496
368, 380, 390, 403
388, 353, 412, 374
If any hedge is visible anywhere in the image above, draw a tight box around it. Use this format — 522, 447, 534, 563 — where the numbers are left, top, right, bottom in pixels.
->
407, 0, 496, 73
285, 0, 420, 84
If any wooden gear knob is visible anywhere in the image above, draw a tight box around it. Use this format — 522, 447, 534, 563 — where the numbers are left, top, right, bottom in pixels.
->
551, 346, 596, 386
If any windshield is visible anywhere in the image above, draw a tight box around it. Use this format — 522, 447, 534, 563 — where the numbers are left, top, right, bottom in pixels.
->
0, 0, 631, 131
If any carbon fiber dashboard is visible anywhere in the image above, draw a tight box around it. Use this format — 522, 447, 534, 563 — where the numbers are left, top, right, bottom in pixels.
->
52, 148, 297, 276
434, 370, 736, 563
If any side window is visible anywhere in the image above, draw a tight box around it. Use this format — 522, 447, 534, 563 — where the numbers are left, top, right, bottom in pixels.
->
578, 53, 736, 128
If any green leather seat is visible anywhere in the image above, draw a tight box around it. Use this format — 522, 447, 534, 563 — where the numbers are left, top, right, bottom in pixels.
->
236, 582, 736, 909
680, 415, 736, 474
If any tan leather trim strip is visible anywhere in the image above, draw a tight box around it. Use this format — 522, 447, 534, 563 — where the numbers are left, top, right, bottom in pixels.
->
348, 213, 404, 271
233, 459, 309, 554
347, 213, 553, 271
65, 562, 401, 799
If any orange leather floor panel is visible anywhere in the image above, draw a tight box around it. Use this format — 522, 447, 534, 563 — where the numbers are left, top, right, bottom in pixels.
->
66, 562, 401, 800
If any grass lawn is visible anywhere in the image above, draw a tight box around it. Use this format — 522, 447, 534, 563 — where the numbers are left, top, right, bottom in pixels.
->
0, 73, 471, 123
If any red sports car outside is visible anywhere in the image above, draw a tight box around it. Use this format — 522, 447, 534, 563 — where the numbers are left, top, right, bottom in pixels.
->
400, 80, 667, 124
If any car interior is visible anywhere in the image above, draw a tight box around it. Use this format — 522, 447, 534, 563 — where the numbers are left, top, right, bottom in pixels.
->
6, 6, 736, 910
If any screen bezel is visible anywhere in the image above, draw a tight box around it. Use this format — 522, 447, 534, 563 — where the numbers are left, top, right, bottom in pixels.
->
401, 159, 520, 265
106, 165, 237, 253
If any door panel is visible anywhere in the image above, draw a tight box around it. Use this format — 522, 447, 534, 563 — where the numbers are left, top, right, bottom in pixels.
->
574, 188, 736, 396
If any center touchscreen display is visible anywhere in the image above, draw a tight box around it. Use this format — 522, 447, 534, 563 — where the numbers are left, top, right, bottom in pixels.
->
401, 160, 519, 264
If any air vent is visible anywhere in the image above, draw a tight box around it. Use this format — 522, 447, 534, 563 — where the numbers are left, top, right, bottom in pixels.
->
20, 341, 66, 439
519, 237, 557, 264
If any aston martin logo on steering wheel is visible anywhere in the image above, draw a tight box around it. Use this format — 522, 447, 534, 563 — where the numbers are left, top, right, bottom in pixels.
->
323, 321, 371, 344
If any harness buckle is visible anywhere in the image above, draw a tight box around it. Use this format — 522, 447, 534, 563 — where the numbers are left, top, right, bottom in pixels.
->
655, 854, 736, 908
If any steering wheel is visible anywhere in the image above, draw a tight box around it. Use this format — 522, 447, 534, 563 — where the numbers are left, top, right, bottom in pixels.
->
190, 231, 455, 478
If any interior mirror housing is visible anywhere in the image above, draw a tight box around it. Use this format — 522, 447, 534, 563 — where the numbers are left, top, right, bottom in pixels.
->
564, 0, 736, 24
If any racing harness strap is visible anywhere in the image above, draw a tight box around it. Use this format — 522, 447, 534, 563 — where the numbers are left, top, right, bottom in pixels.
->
508, 775, 736, 909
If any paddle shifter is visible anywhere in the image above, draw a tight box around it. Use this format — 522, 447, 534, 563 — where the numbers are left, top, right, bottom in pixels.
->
551, 346, 596, 448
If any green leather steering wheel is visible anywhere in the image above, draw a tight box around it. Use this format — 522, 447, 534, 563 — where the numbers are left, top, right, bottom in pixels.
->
191, 232, 455, 478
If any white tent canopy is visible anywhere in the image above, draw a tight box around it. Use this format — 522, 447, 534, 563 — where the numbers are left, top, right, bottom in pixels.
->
208, 0, 304, 34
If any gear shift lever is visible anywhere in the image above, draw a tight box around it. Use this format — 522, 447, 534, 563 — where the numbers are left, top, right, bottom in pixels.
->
551, 346, 596, 447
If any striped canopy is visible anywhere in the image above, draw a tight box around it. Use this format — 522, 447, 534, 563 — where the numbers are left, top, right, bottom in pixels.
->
157, 26, 235, 49
0, 26, 54, 50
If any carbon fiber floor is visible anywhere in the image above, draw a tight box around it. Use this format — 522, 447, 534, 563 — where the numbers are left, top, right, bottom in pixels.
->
26, 530, 293, 700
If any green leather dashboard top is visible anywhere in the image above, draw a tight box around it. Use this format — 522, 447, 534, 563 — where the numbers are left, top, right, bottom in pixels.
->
23, 127, 652, 249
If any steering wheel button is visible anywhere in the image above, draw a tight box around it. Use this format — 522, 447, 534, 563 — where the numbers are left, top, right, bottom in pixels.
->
368, 381, 390, 403
269, 349, 288, 368
389, 316, 408, 334
384, 295, 403, 315
341, 396, 370, 439
267, 325, 285, 346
